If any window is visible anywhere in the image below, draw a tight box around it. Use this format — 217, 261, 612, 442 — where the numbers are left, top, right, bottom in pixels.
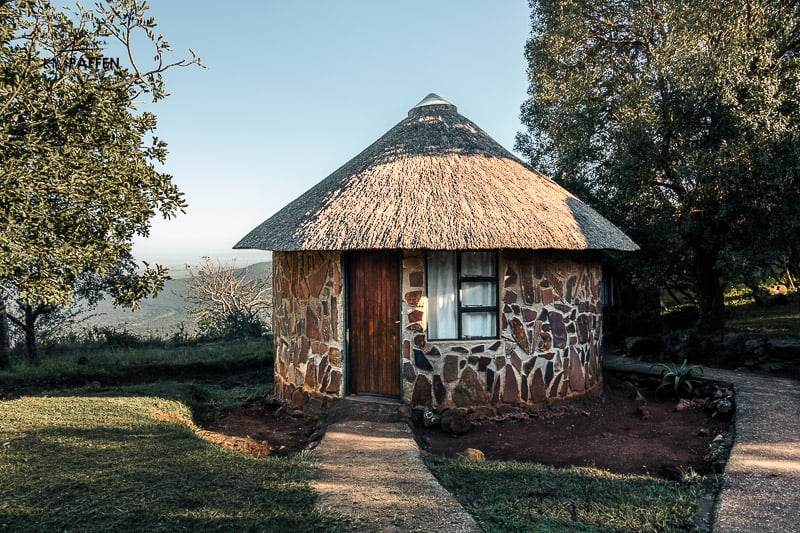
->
427, 251, 498, 339
601, 272, 614, 307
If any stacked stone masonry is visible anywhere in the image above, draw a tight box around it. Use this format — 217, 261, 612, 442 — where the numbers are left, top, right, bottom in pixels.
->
272, 250, 603, 409
401, 250, 603, 409
272, 251, 345, 406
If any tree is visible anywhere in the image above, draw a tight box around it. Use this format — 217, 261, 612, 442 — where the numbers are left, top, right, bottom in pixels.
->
4, 258, 161, 362
517, 0, 800, 330
0, 0, 202, 362
183, 258, 272, 340
0, 299, 10, 369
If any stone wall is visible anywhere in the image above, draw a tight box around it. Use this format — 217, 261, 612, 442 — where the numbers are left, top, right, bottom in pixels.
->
272, 251, 345, 407
401, 250, 603, 408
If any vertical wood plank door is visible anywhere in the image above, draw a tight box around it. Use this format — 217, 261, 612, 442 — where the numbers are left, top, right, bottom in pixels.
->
347, 251, 401, 396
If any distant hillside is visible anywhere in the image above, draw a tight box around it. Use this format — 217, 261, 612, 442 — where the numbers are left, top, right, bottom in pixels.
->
84, 261, 272, 337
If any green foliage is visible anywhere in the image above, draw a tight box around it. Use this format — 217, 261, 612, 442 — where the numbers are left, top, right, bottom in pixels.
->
517, 0, 800, 331
0, 0, 202, 362
654, 359, 704, 399
426, 457, 707, 532
197, 310, 268, 341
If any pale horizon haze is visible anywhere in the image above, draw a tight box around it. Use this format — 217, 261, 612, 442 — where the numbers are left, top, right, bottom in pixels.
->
131, 1, 532, 268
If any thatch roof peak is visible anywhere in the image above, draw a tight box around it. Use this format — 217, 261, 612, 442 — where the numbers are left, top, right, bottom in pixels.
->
235, 94, 639, 253
409, 93, 457, 115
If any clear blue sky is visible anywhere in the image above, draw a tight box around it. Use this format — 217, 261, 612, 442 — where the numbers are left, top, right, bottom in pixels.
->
131, 1, 532, 267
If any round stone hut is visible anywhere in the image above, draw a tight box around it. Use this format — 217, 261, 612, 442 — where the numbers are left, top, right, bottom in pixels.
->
235, 93, 638, 409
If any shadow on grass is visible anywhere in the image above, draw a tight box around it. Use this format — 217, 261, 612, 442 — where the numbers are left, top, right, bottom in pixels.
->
425, 456, 706, 533
0, 339, 275, 395
0, 396, 339, 532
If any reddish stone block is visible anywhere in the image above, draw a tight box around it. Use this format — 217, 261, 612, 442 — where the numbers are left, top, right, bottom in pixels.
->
405, 290, 423, 305
502, 365, 520, 403
452, 366, 489, 406
510, 317, 529, 353
411, 375, 433, 407
328, 347, 342, 366
321, 318, 331, 342
443, 355, 460, 382
306, 307, 319, 339
537, 331, 552, 352
569, 348, 586, 392
327, 369, 342, 393
307, 264, 328, 297
542, 287, 554, 306
304, 361, 317, 389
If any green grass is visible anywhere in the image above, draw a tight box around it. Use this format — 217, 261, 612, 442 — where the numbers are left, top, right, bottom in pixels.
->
0, 338, 719, 531
0, 339, 273, 391
726, 291, 800, 338
54, 379, 275, 426
425, 457, 708, 533
0, 394, 338, 532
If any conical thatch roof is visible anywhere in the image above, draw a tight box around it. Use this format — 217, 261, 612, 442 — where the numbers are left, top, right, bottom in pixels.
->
235, 94, 638, 252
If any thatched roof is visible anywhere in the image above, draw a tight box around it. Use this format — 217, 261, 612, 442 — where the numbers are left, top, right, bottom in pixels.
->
235, 94, 638, 252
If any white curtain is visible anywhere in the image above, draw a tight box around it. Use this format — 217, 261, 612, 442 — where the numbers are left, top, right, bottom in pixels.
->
428, 252, 457, 339
461, 251, 495, 277
460, 252, 496, 337
462, 312, 495, 338
460, 281, 494, 306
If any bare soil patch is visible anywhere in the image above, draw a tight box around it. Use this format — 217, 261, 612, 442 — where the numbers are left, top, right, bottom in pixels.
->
201, 371, 733, 482
201, 401, 318, 457
412, 372, 733, 479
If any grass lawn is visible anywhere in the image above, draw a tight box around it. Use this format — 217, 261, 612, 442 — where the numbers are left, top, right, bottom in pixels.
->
425, 457, 708, 533
0, 339, 342, 532
0, 339, 272, 391
0, 392, 338, 532
1, 339, 717, 532
725, 291, 800, 338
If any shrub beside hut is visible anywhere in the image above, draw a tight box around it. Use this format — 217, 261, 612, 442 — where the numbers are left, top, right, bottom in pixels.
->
235, 94, 638, 409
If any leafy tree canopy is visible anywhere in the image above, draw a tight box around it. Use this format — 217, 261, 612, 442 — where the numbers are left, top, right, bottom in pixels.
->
0, 0, 202, 361
517, 0, 800, 330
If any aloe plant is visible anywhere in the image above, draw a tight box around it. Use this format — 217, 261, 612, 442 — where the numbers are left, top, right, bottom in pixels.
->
654, 359, 704, 399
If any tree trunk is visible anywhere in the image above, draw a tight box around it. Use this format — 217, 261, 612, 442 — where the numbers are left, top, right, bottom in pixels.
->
785, 257, 797, 290
0, 298, 10, 369
695, 249, 725, 331
24, 305, 38, 364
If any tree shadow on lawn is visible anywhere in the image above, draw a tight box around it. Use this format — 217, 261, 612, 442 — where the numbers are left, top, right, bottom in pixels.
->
0, 397, 338, 532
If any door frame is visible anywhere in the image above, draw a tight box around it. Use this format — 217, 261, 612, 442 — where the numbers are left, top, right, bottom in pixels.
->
343, 250, 403, 398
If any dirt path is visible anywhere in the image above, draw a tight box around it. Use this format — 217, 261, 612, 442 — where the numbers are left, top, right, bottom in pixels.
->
311, 420, 480, 533
707, 370, 800, 533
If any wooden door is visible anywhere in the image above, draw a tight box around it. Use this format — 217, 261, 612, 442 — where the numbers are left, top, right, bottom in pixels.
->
347, 251, 401, 396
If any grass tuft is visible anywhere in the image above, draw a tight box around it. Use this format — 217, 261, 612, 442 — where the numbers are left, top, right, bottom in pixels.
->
425, 457, 707, 532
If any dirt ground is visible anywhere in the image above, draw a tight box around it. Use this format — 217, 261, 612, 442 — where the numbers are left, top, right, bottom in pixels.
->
413, 373, 733, 479
201, 400, 319, 457
202, 371, 733, 480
